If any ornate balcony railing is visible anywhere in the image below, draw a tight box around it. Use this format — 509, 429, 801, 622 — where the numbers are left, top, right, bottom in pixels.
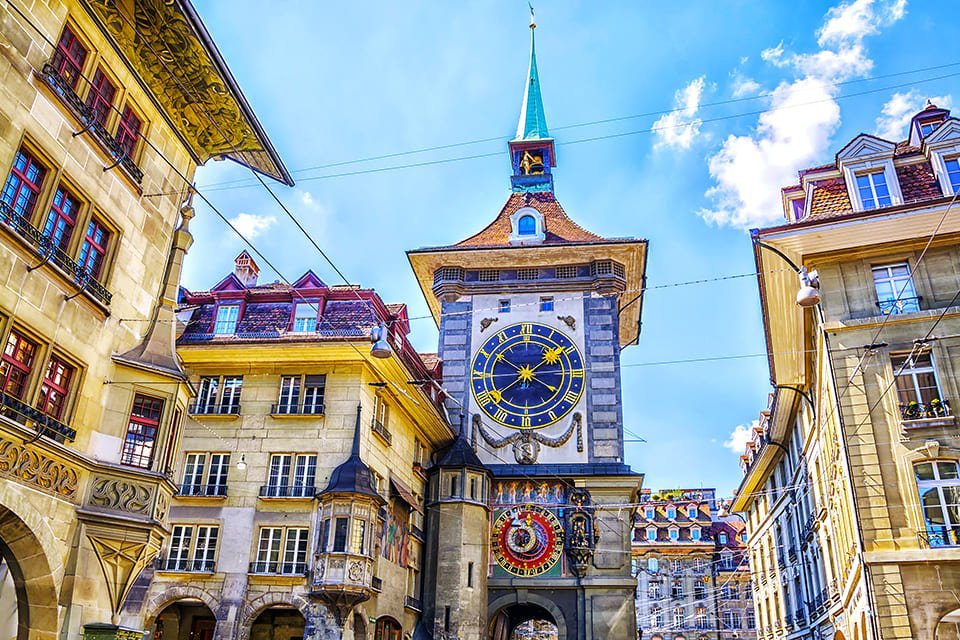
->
404, 596, 422, 612
270, 402, 325, 416
371, 418, 392, 445
900, 399, 952, 421
0, 390, 76, 441
40, 62, 144, 184
249, 561, 307, 576
919, 526, 960, 548
313, 553, 375, 594
258, 484, 316, 498
0, 202, 112, 307
156, 557, 215, 572
188, 402, 241, 416
177, 483, 227, 497
878, 296, 921, 315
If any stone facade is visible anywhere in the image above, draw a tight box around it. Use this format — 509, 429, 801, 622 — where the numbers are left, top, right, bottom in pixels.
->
0, 2, 287, 639
734, 104, 960, 639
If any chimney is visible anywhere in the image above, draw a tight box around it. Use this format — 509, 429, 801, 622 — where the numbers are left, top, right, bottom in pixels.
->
234, 250, 259, 287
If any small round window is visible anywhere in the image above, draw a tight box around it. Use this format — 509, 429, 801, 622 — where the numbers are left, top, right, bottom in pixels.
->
518, 215, 536, 235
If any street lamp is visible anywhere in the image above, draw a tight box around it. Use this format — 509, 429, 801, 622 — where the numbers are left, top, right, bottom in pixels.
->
752, 238, 822, 308
370, 323, 392, 358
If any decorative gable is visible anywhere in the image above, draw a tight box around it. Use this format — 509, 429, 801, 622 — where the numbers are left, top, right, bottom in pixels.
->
836, 135, 902, 212
923, 118, 960, 146
210, 273, 246, 293
292, 271, 327, 290
836, 134, 897, 162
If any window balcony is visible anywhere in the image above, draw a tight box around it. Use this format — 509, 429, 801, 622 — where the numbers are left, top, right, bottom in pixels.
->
177, 483, 227, 497
312, 553, 375, 597
0, 202, 112, 307
371, 418, 392, 445
39, 62, 144, 184
877, 296, 922, 315
258, 484, 316, 499
919, 526, 960, 548
270, 402, 325, 416
900, 399, 952, 421
156, 557, 215, 573
404, 596, 422, 612
249, 561, 308, 576
0, 390, 76, 441
188, 402, 241, 416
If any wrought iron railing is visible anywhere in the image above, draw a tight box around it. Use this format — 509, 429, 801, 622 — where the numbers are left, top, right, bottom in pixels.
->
0, 390, 76, 441
371, 418, 392, 444
877, 296, 922, 315
156, 557, 216, 572
40, 62, 144, 184
371, 576, 383, 591
188, 402, 241, 416
258, 484, 316, 498
270, 402, 325, 416
404, 596, 422, 611
900, 399, 952, 420
249, 561, 307, 576
0, 202, 112, 306
919, 527, 960, 548
177, 483, 227, 497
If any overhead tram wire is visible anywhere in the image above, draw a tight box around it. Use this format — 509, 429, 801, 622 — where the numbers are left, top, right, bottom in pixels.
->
195, 59, 960, 190
142, 65, 960, 197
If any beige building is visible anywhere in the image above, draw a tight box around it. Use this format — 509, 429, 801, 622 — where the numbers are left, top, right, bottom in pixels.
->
0, 1, 288, 639
733, 102, 960, 639
632, 489, 756, 640
119, 254, 454, 640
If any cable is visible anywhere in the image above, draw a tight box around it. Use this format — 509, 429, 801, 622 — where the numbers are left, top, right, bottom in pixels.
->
186, 59, 960, 191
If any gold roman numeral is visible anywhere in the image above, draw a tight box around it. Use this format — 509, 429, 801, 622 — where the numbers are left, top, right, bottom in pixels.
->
521, 416, 531, 427
563, 391, 579, 404
570, 369, 584, 378
494, 409, 508, 422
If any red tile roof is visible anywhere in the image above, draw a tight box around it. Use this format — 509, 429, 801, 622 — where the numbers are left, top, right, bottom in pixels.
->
897, 161, 943, 203
455, 192, 605, 247
807, 177, 852, 219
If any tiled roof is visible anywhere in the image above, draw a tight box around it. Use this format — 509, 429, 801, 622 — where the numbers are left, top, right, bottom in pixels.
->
807, 178, 852, 219
454, 192, 606, 247
897, 161, 943, 203
419, 352, 441, 373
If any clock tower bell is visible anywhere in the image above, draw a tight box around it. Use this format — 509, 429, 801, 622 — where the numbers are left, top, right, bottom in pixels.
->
408, 14, 647, 640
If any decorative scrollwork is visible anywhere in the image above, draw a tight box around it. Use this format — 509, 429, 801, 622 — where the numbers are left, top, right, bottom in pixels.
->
0, 435, 79, 499
89, 477, 154, 515
473, 413, 583, 463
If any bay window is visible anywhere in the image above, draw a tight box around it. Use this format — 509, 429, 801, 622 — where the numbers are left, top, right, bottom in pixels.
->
120, 394, 164, 469
893, 352, 949, 419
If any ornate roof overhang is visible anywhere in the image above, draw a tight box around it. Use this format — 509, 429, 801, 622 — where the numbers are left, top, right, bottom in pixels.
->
407, 239, 648, 347
83, 0, 293, 185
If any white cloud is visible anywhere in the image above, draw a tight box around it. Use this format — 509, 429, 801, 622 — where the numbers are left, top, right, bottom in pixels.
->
874, 91, 953, 141
724, 420, 758, 455
731, 72, 762, 99
228, 212, 277, 239
700, 0, 908, 229
653, 76, 707, 150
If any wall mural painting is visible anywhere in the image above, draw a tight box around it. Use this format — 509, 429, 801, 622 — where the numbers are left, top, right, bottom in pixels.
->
379, 502, 410, 567
492, 480, 566, 506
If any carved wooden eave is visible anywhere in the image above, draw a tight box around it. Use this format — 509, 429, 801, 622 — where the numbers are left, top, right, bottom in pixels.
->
83, 0, 293, 185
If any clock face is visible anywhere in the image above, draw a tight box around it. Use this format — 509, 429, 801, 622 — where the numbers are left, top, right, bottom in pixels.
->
471, 322, 584, 429
491, 504, 564, 577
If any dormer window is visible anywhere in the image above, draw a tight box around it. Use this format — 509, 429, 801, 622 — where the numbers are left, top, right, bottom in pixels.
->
691, 527, 702, 541
945, 158, 960, 194
518, 215, 536, 235
291, 302, 319, 332
668, 527, 679, 542
688, 505, 698, 519
646, 527, 656, 542
920, 121, 938, 138
666, 506, 676, 519
856, 171, 892, 210
645, 507, 655, 520
508, 207, 545, 244
213, 304, 240, 335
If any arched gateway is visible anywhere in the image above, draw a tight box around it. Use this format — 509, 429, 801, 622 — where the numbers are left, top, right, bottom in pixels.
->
0, 505, 60, 640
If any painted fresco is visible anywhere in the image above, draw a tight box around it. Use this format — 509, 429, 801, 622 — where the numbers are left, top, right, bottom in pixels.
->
492, 480, 566, 505
380, 502, 409, 567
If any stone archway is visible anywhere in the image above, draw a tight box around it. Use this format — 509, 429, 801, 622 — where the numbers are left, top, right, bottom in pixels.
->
937, 607, 960, 640
149, 599, 218, 640
488, 599, 565, 640
238, 593, 318, 640
0, 505, 60, 640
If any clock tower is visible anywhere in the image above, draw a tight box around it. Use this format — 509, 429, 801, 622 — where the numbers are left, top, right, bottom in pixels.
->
408, 15, 646, 640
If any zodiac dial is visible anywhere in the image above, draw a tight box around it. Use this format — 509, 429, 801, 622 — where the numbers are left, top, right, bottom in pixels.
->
472, 322, 584, 429
491, 504, 564, 577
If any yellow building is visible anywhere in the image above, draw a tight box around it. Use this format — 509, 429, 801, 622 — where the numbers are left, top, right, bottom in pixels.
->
0, 1, 289, 639
733, 103, 960, 639
120, 253, 454, 640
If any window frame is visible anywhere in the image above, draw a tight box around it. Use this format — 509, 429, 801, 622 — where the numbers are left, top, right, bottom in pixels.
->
855, 169, 893, 210
37, 354, 75, 420
77, 214, 113, 282
180, 452, 230, 496
120, 393, 165, 469
944, 157, 960, 194
539, 296, 554, 312
290, 301, 320, 333
2, 147, 48, 222
84, 66, 118, 128
51, 24, 89, 91
915, 459, 960, 547
892, 350, 945, 410
212, 303, 241, 335
115, 102, 144, 161
872, 262, 920, 315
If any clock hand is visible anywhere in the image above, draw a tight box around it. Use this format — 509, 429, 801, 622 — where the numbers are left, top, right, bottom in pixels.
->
528, 346, 565, 374
494, 352, 522, 371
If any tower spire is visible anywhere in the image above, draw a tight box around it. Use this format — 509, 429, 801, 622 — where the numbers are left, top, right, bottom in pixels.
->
508, 6, 556, 193
516, 6, 548, 141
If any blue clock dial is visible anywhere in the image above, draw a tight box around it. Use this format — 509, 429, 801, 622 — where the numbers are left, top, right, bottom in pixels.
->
471, 322, 584, 429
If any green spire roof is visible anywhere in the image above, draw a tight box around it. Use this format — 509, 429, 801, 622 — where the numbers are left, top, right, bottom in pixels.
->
515, 24, 549, 141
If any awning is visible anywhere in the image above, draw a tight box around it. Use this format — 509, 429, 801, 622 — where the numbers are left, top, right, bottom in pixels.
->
390, 477, 422, 514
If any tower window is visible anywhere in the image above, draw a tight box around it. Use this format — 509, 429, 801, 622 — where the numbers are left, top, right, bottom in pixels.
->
539, 297, 554, 312
499, 300, 510, 313
467, 561, 474, 587
518, 214, 536, 235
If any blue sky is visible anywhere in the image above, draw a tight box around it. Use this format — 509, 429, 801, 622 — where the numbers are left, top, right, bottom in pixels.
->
185, 1, 957, 496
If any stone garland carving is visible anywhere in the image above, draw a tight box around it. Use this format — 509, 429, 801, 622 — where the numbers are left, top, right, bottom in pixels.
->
472, 413, 582, 464
0, 435, 79, 500
88, 477, 154, 516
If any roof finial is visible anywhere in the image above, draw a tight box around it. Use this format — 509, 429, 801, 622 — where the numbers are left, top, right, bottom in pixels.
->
515, 6, 548, 141
529, 2, 536, 29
